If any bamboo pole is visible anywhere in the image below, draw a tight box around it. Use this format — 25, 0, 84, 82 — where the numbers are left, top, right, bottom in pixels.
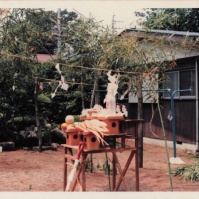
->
137, 77, 143, 168
34, 77, 42, 152
157, 99, 173, 191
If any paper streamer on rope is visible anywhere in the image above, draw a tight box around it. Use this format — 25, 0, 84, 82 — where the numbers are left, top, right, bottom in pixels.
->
51, 81, 62, 98
51, 64, 69, 98
12, 83, 16, 91
55, 63, 62, 74
12, 72, 18, 91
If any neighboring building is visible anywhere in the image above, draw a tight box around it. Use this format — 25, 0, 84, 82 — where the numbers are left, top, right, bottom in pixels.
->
120, 28, 199, 151
36, 54, 56, 62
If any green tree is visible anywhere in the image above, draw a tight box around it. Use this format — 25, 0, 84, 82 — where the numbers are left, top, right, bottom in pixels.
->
0, 8, 178, 161
137, 8, 199, 32
0, 8, 78, 148
58, 16, 114, 109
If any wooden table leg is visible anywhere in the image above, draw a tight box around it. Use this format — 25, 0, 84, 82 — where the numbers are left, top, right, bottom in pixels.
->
135, 122, 139, 191
63, 147, 67, 191
81, 153, 87, 191
63, 147, 74, 191
114, 150, 135, 191
112, 152, 128, 191
135, 144, 139, 191
112, 138, 117, 191
112, 152, 116, 191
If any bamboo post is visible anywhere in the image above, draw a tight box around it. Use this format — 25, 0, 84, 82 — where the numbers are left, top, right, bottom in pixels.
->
137, 77, 143, 168
34, 77, 42, 152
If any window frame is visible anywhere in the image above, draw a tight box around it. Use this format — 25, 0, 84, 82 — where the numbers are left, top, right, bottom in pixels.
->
163, 69, 196, 100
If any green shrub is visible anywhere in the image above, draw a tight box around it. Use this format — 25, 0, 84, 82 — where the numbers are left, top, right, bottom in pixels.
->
173, 161, 199, 181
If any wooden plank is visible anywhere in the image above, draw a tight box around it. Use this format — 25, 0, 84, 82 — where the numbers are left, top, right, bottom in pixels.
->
65, 154, 76, 161
82, 147, 136, 154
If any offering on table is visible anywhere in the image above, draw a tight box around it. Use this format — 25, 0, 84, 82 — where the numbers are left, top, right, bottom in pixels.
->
61, 115, 75, 132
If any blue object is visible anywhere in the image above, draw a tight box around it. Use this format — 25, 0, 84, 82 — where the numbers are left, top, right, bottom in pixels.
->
164, 89, 191, 157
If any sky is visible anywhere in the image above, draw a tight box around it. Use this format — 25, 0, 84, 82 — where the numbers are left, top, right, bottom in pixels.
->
1, 0, 199, 33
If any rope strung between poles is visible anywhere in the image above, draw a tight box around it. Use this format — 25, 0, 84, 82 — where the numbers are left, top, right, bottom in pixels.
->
0, 51, 146, 75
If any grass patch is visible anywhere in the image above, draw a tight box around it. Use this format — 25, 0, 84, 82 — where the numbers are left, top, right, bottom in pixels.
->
173, 161, 199, 181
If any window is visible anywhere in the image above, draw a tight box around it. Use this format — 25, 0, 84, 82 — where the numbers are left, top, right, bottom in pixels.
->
129, 74, 158, 103
163, 69, 196, 99
180, 70, 195, 96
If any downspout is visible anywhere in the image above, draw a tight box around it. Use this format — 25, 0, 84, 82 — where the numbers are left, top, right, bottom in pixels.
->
196, 58, 199, 152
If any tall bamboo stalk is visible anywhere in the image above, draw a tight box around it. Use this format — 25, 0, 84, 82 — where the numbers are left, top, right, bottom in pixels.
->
157, 99, 173, 191
81, 72, 85, 110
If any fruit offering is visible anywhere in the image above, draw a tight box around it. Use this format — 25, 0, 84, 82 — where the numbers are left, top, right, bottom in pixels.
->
61, 115, 75, 132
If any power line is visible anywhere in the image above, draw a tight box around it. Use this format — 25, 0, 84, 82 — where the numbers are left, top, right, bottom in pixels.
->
72, 8, 87, 19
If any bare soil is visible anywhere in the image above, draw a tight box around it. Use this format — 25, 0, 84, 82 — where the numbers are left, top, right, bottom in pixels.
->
0, 140, 199, 192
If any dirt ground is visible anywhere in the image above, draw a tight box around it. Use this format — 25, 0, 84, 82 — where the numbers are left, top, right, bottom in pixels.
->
0, 139, 199, 192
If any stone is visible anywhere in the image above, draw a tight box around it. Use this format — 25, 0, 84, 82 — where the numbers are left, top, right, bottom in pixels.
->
19, 128, 38, 149
50, 128, 66, 144
0, 141, 15, 151
51, 143, 60, 149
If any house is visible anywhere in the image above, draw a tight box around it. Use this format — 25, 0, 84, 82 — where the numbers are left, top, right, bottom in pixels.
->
36, 54, 56, 62
120, 28, 199, 151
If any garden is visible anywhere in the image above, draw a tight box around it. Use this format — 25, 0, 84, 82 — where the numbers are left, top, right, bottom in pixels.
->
0, 8, 199, 193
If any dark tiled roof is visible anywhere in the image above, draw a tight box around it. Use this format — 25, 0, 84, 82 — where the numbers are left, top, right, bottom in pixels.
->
122, 28, 199, 37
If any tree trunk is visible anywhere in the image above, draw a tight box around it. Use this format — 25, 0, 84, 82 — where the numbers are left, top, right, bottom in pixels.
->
137, 77, 143, 168
81, 74, 85, 110
34, 77, 42, 152
95, 72, 99, 105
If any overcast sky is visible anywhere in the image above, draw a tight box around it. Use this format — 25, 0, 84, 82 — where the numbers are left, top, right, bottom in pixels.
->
1, 1, 198, 32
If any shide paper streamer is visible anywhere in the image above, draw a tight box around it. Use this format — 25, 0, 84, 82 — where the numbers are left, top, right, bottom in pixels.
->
51, 64, 69, 98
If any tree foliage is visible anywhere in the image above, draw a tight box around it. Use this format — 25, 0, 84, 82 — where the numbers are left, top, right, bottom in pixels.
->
58, 16, 116, 108
0, 8, 78, 143
137, 8, 199, 32
0, 8, 177, 151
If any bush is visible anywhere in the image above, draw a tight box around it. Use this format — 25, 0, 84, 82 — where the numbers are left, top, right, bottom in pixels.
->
173, 161, 199, 181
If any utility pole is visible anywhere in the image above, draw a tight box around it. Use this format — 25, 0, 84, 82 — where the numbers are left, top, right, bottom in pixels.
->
57, 8, 61, 53
112, 13, 123, 34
